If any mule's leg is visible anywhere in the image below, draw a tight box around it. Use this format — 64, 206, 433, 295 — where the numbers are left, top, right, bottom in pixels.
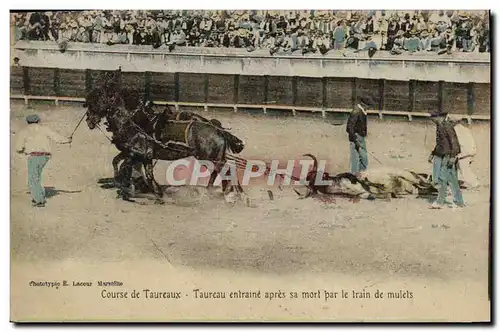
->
117, 157, 136, 202
143, 160, 164, 204
207, 169, 219, 188
112, 151, 127, 186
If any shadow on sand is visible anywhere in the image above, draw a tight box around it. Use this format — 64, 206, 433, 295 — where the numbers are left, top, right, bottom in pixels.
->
44, 186, 82, 198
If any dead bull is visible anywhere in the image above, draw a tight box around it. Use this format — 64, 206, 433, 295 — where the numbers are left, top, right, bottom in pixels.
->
295, 154, 438, 200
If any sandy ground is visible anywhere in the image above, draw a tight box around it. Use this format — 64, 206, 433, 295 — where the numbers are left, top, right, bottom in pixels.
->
10, 101, 491, 322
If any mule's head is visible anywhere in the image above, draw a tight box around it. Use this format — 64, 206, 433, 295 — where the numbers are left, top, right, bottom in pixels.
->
86, 111, 104, 130
231, 136, 245, 154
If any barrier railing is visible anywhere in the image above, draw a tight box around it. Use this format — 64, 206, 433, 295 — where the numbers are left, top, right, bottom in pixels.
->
10, 94, 490, 124
13, 40, 491, 64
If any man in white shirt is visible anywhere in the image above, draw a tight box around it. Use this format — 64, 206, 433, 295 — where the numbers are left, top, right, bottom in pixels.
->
15, 114, 72, 207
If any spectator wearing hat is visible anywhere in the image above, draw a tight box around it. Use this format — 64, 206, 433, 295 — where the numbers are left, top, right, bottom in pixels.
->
68, 21, 80, 42
476, 20, 489, 53
313, 31, 330, 55
92, 12, 105, 43
375, 15, 388, 36
456, 12, 474, 51
426, 30, 441, 52
124, 21, 136, 45
346, 96, 374, 175
14, 18, 27, 42
112, 28, 128, 45
350, 33, 377, 57
156, 15, 169, 45
38, 11, 51, 40
416, 16, 427, 32
301, 31, 318, 55
102, 15, 115, 44
419, 29, 432, 51
59, 22, 72, 41
428, 110, 465, 209
171, 28, 187, 46
76, 25, 90, 43
401, 13, 413, 33
296, 29, 309, 50
187, 26, 201, 46
437, 27, 455, 54
385, 18, 399, 50
221, 30, 231, 47
15, 114, 72, 207
280, 30, 295, 53
48, 12, 63, 41
390, 29, 405, 54
405, 28, 421, 52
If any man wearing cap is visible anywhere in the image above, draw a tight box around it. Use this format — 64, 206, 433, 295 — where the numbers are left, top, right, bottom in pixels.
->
428, 110, 465, 209
346, 96, 373, 175
15, 114, 72, 207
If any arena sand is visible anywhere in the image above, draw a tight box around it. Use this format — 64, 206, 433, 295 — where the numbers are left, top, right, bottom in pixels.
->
10, 102, 491, 322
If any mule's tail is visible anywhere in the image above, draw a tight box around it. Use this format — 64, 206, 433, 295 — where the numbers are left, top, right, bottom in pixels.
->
303, 153, 318, 173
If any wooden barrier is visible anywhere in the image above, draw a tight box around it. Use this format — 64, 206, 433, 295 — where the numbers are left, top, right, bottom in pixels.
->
10, 66, 491, 123
10, 94, 490, 124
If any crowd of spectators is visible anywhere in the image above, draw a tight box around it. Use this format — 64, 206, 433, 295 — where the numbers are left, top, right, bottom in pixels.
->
11, 10, 490, 56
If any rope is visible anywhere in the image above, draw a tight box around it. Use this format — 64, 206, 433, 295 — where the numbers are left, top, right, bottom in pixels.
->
69, 110, 88, 139
359, 145, 384, 166
68, 110, 88, 148
96, 124, 113, 142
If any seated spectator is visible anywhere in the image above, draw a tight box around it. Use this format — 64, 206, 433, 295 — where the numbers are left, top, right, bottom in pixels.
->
427, 30, 443, 52
262, 32, 276, 50
476, 21, 489, 53
385, 18, 399, 50
313, 32, 330, 54
345, 31, 360, 50
296, 29, 308, 49
11, 9, 490, 56
169, 28, 186, 46
435, 27, 454, 55
419, 29, 432, 51
390, 30, 405, 54
456, 12, 474, 52
13, 18, 27, 42
301, 31, 317, 55
352, 33, 378, 57
403, 28, 421, 52
76, 26, 90, 43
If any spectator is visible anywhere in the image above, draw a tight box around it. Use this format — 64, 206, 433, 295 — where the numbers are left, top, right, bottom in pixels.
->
332, 20, 346, 50
437, 27, 455, 54
428, 30, 443, 52
385, 18, 399, 50
92, 12, 104, 43
296, 29, 308, 49
405, 28, 421, 53
420, 29, 432, 51
456, 12, 474, 52
349, 33, 378, 57
390, 30, 405, 55
11, 10, 489, 56
314, 31, 330, 54
76, 26, 90, 43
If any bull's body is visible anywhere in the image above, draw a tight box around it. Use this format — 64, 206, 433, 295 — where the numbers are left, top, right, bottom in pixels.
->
297, 154, 438, 200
